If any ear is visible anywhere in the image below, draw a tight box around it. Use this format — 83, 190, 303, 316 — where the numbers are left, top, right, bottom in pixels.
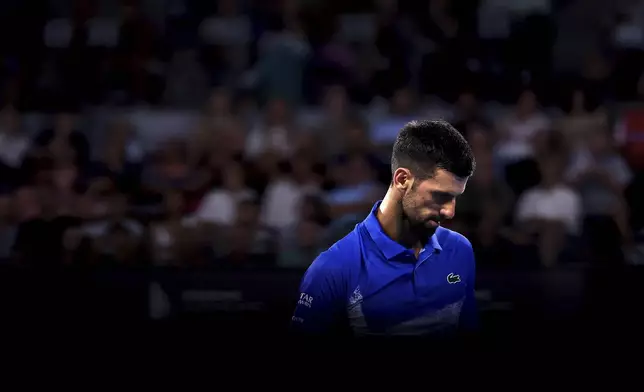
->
392, 168, 413, 192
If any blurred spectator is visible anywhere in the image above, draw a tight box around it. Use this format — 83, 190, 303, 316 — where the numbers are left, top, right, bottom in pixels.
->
495, 89, 550, 195
33, 112, 90, 167
223, 198, 278, 266
455, 150, 513, 254
163, 49, 210, 108
0, 106, 29, 190
111, 0, 165, 104
371, 86, 419, 146
203, 87, 236, 128
245, 98, 295, 159
579, 52, 612, 103
303, 85, 355, 156
12, 184, 82, 266
556, 89, 608, 153
466, 123, 494, 157
325, 153, 382, 225
189, 88, 245, 167
252, 14, 310, 105
199, 0, 252, 83
49, 156, 84, 216
566, 130, 632, 263
141, 139, 205, 197
416, 0, 475, 99
615, 72, 644, 172
74, 193, 144, 265
202, 120, 248, 176
193, 161, 255, 226
149, 191, 203, 266
452, 91, 491, 138
93, 119, 143, 192
261, 152, 322, 232
342, 115, 374, 155
372, 0, 412, 97
511, 157, 582, 267
278, 219, 324, 268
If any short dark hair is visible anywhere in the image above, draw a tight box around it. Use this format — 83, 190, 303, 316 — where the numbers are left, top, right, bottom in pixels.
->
391, 120, 475, 179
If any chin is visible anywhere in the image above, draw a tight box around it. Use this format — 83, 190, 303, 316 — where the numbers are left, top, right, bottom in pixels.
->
425, 220, 439, 229
420, 224, 437, 236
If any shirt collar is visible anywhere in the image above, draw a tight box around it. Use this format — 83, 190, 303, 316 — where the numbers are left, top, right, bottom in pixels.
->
363, 201, 442, 260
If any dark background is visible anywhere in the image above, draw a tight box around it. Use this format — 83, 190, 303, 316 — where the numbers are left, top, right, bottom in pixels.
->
1, 0, 644, 343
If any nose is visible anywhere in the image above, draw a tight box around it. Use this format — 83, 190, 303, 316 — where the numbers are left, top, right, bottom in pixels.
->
440, 199, 456, 220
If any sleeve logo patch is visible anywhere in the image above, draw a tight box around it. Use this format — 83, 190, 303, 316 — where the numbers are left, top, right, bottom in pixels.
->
298, 293, 313, 308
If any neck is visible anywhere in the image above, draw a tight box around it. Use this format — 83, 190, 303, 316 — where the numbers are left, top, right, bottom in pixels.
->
377, 187, 426, 251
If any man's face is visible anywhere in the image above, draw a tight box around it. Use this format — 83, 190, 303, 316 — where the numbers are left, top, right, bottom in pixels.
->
400, 169, 468, 236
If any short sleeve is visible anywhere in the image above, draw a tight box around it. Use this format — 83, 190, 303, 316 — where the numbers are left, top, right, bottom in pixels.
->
290, 251, 347, 335
459, 242, 479, 332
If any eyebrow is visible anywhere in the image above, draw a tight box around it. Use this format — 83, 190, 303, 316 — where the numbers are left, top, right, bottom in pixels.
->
432, 190, 461, 198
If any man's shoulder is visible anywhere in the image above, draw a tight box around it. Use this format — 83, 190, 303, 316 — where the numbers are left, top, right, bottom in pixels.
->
435, 226, 473, 251
435, 227, 475, 272
309, 226, 364, 274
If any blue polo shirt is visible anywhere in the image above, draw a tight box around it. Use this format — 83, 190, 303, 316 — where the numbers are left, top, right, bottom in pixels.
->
291, 201, 478, 336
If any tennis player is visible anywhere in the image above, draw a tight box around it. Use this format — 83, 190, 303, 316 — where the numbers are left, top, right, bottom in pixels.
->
291, 120, 477, 337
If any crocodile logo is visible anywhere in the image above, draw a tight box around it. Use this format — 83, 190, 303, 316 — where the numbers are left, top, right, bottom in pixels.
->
446, 273, 461, 284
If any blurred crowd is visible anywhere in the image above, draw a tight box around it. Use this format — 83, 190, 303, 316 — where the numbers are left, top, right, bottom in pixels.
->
1, 0, 644, 269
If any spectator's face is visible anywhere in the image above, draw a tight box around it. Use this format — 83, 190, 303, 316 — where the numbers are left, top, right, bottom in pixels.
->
52, 164, 78, 191
517, 91, 537, 116
54, 113, 77, 134
208, 89, 231, 115
398, 168, 468, 236
339, 155, 373, 185
165, 192, 184, 216
162, 141, 186, 165
467, 126, 489, 152
222, 163, 245, 190
457, 93, 477, 114
324, 86, 348, 115
391, 88, 414, 115
344, 124, 368, 149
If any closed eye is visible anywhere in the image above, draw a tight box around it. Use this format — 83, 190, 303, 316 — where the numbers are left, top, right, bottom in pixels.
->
431, 191, 456, 204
